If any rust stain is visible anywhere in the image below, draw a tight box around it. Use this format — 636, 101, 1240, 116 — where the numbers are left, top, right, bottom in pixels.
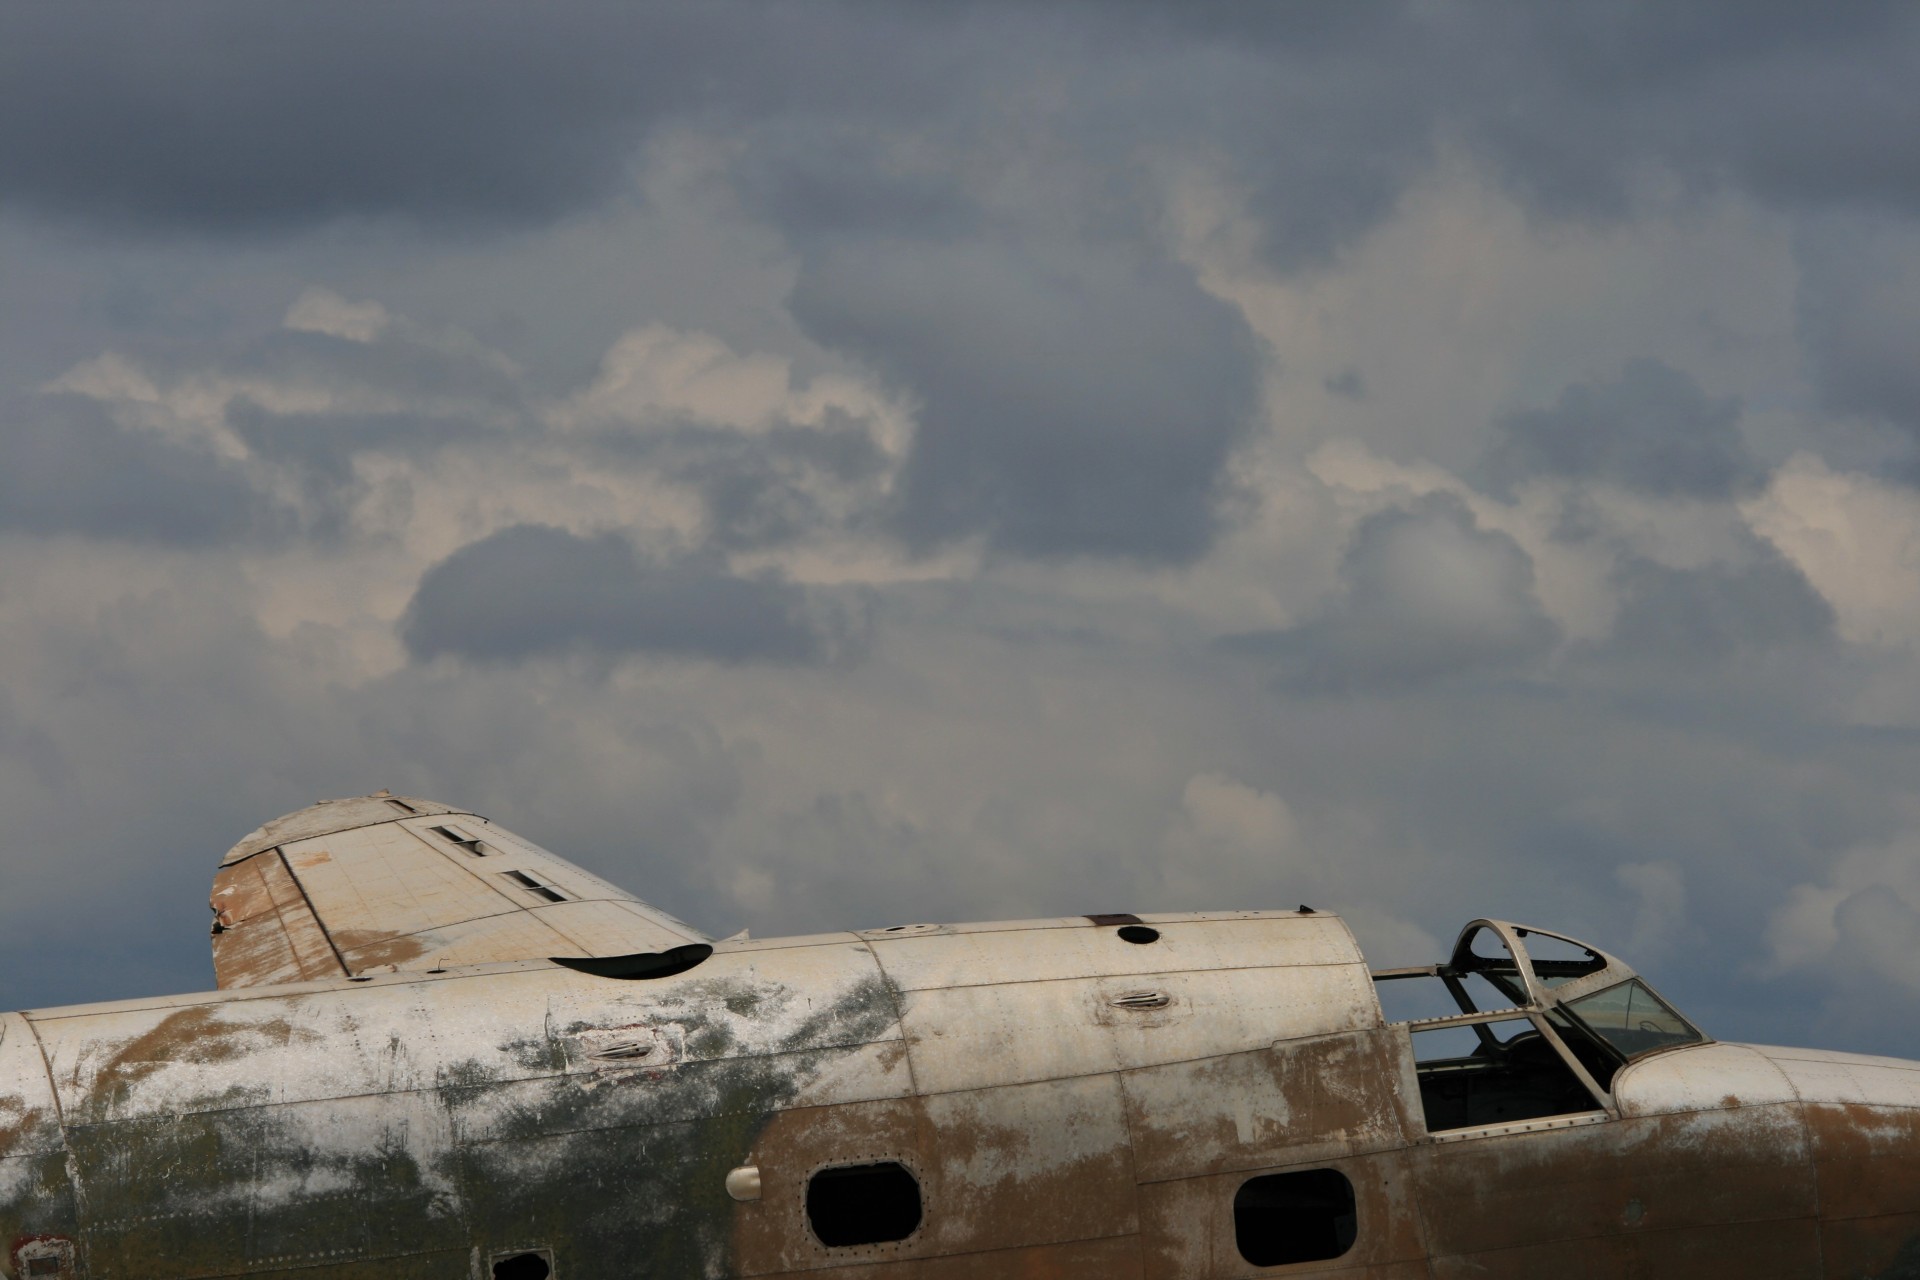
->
733, 1097, 931, 1275
1413, 1104, 1817, 1274
759, 1234, 1143, 1280
0, 1099, 48, 1161
84, 1007, 315, 1105
209, 854, 342, 988
333, 929, 432, 971
919, 1076, 1139, 1255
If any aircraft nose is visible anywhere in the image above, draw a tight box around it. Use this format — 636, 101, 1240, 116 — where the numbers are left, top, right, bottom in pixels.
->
1748, 1042, 1920, 1277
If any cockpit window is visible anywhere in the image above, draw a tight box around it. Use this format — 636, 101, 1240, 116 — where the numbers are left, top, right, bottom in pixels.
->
1515, 928, 1609, 988
1374, 918, 1711, 1131
1561, 979, 1703, 1058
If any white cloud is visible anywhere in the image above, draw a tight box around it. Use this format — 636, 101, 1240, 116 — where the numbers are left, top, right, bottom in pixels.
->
1765, 823, 1920, 991
1173, 772, 1300, 856
552, 324, 795, 432
283, 287, 392, 342
1745, 452, 1920, 649
1615, 860, 1688, 962
549, 322, 914, 451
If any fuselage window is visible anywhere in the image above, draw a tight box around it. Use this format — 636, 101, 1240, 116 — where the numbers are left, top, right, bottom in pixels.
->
1561, 978, 1704, 1059
1234, 1168, 1357, 1267
807, 1161, 923, 1247
491, 1251, 552, 1280
1411, 1017, 1602, 1132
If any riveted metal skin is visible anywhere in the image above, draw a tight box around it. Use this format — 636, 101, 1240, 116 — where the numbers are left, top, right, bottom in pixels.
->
0, 798, 1910, 1278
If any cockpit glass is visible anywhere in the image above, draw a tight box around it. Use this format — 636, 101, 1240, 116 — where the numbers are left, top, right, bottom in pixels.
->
1562, 979, 1703, 1058
1516, 929, 1609, 988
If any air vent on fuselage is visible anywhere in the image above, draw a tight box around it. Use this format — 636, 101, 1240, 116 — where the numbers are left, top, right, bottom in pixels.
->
429, 824, 487, 855
501, 869, 566, 902
552, 943, 713, 980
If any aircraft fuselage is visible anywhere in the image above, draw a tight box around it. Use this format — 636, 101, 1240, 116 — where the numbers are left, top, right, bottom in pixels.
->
0, 909, 1913, 1279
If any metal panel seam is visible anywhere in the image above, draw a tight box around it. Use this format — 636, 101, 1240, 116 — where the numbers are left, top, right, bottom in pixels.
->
221, 811, 455, 867
857, 939, 924, 1101
277, 847, 352, 977
1741, 1048, 1824, 1275
885, 958, 1372, 994
19, 1013, 85, 1270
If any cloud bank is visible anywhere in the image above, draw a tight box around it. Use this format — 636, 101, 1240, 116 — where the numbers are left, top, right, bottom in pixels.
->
5, 2, 1920, 1060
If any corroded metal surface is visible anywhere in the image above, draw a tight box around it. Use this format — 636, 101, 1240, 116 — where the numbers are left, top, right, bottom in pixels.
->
0, 795, 1913, 1278
211, 797, 708, 987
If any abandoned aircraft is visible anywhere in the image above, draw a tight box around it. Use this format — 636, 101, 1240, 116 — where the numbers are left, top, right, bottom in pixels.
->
0, 792, 1912, 1279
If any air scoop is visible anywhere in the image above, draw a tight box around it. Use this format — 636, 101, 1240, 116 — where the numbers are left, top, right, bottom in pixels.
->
551, 943, 713, 980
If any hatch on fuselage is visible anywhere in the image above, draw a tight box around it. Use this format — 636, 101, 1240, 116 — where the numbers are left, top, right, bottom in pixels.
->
1372, 919, 1707, 1136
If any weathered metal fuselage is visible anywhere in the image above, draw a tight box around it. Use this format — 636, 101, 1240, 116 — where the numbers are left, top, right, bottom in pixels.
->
0, 910, 1914, 1279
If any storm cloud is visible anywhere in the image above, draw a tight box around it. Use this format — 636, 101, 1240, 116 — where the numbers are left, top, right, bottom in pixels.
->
402, 524, 853, 665
1483, 359, 1761, 499
1229, 494, 1560, 691
0, 393, 288, 543
790, 241, 1262, 561
7, 2, 1920, 1062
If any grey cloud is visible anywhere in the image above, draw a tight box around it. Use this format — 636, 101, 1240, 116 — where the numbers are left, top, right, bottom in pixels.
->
225, 401, 497, 540
1441, 3, 1920, 224
0, 2, 975, 236
0, 393, 289, 543
0, 3, 710, 232
226, 328, 527, 408
732, 125, 980, 247
19, 0, 1920, 1067
1226, 493, 1560, 690
8, 2, 1920, 259
227, 403, 495, 492
1600, 546, 1836, 668
1324, 371, 1367, 400
592, 414, 892, 552
1796, 224, 1920, 464
401, 524, 857, 665
789, 239, 1262, 562
1483, 359, 1760, 498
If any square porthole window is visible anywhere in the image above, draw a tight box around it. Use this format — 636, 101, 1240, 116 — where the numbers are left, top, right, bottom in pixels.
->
1235, 1168, 1357, 1267
807, 1161, 922, 1247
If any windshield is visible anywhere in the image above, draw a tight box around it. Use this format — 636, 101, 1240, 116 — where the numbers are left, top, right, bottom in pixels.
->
1561, 978, 1704, 1058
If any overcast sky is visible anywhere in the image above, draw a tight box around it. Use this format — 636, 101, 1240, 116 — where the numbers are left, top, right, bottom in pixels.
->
7, 2, 1920, 1055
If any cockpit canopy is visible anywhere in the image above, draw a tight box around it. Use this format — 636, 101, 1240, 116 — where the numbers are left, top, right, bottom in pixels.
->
1442, 920, 1702, 1059
1373, 919, 1707, 1135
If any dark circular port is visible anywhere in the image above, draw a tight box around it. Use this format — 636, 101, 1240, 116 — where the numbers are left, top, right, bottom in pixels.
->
1117, 925, 1160, 945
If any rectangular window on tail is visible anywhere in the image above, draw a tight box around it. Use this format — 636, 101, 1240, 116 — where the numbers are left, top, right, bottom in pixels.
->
1235, 1168, 1356, 1266
1411, 1017, 1602, 1133
429, 824, 487, 855
501, 870, 567, 903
